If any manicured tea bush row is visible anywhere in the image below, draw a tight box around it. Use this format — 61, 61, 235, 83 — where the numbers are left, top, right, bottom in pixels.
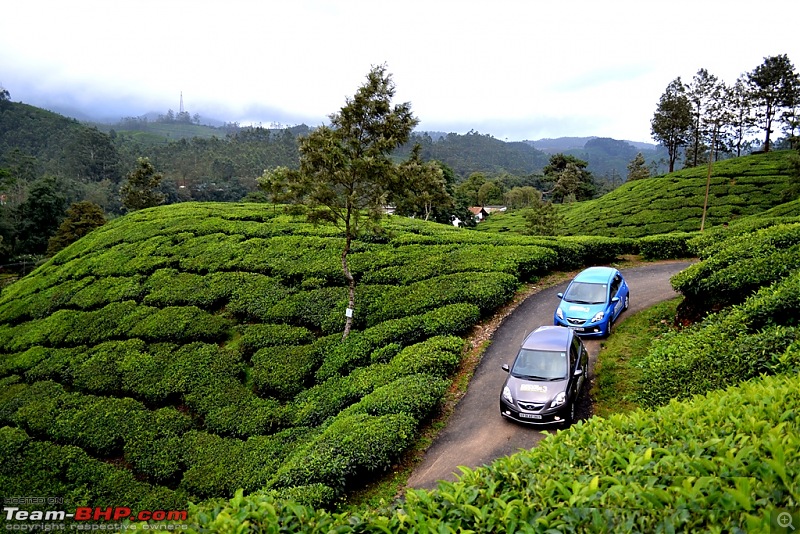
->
292, 336, 465, 427
687, 215, 800, 259
46, 203, 344, 267
636, 232, 696, 260
178, 427, 317, 497
314, 303, 479, 382
672, 222, 800, 311
385, 232, 635, 271
637, 269, 800, 408
0, 301, 231, 352
0, 426, 188, 511
0, 341, 288, 437
188, 371, 800, 532
366, 272, 518, 325
235, 323, 315, 358
356, 244, 559, 284
759, 197, 800, 217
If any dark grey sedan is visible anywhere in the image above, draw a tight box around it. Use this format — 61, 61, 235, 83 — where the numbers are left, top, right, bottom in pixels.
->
500, 325, 588, 427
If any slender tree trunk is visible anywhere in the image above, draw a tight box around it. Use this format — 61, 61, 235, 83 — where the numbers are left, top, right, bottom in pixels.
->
341, 214, 355, 340
701, 126, 717, 232
764, 117, 772, 152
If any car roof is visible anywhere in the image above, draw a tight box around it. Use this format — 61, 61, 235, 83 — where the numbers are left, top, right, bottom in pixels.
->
573, 266, 617, 284
521, 325, 573, 351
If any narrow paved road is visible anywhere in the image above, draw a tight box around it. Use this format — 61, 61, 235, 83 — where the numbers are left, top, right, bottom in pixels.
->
406, 260, 694, 490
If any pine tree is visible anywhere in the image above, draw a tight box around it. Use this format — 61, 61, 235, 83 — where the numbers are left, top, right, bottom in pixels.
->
626, 153, 650, 181
120, 157, 166, 212
47, 201, 106, 254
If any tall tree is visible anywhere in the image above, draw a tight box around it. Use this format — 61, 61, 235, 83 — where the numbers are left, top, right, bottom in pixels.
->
391, 146, 453, 220
747, 54, 800, 152
14, 175, 66, 255
66, 128, 121, 183
542, 154, 595, 202
651, 77, 693, 172
723, 76, 757, 157
477, 180, 503, 206
261, 65, 419, 339
47, 201, 106, 254
454, 172, 486, 207
504, 186, 540, 208
522, 193, 563, 236
120, 157, 166, 211
685, 69, 723, 167
626, 152, 650, 181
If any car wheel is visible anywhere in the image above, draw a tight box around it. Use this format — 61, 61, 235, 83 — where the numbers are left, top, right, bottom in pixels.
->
565, 402, 576, 427
624, 294, 630, 310
606, 319, 613, 337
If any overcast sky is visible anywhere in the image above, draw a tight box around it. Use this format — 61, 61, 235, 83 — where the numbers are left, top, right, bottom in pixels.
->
2, 1, 799, 143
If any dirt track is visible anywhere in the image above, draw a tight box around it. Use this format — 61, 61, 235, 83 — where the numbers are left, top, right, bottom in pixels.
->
405, 260, 694, 490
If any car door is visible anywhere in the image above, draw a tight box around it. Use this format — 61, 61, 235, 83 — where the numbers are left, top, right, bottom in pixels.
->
570, 338, 584, 396
609, 274, 622, 320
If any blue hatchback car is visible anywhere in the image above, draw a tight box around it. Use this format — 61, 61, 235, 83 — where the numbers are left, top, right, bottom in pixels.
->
554, 266, 629, 337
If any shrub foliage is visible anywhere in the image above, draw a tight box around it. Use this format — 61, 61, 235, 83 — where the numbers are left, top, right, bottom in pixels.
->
0, 201, 631, 510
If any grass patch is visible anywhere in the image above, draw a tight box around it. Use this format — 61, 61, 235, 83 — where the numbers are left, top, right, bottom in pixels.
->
591, 297, 682, 417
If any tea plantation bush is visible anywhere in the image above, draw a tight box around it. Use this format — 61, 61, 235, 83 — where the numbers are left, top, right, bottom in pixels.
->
0, 202, 637, 510
634, 213, 800, 409
189, 371, 800, 532
672, 222, 800, 312
637, 232, 696, 260
637, 269, 800, 407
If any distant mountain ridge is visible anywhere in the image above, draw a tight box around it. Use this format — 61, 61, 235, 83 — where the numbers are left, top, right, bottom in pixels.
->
525, 136, 658, 153
39, 99, 655, 156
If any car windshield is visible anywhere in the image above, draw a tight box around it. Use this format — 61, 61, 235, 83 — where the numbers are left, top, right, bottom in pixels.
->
511, 349, 568, 380
563, 282, 607, 304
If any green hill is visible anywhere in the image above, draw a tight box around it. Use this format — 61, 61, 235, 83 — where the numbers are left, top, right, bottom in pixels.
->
0, 202, 634, 510
477, 151, 796, 237
96, 120, 227, 146
0, 101, 119, 181
2, 198, 799, 531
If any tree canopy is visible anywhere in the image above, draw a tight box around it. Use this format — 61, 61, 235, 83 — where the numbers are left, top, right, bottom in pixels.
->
259, 64, 423, 339
47, 200, 107, 254
542, 154, 596, 202
747, 54, 800, 152
651, 77, 693, 173
120, 157, 166, 211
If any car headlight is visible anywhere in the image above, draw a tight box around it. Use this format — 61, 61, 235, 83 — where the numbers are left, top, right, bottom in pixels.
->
591, 311, 605, 323
551, 391, 566, 408
502, 386, 513, 404
556, 307, 564, 320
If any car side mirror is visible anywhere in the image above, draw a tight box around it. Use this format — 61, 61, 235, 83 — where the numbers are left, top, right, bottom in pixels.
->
502, 364, 510, 373
573, 368, 583, 377
611, 296, 620, 303
557, 292, 564, 299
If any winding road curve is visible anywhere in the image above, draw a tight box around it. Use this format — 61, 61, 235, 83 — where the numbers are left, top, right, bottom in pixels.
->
406, 260, 694, 490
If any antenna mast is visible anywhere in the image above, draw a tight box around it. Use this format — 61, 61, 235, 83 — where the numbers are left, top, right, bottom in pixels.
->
179, 91, 184, 114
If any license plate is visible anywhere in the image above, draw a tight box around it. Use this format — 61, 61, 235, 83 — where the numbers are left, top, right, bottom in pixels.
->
570, 327, 585, 332
520, 413, 542, 419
